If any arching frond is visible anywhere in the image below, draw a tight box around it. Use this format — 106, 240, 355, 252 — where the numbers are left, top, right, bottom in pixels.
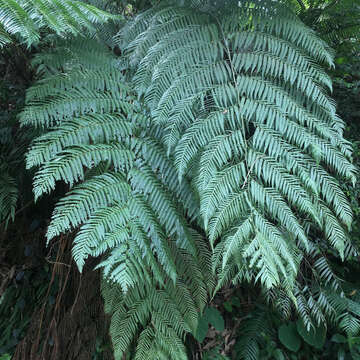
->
101, 233, 211, 360
20, 34, 213, 359
0, 0, 120, 47
121, 0, 356, 294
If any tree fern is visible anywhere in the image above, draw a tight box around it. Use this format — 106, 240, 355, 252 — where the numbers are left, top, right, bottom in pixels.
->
23, 36, 199, 266
19, 0, 359, 359
120, 0, 356, 296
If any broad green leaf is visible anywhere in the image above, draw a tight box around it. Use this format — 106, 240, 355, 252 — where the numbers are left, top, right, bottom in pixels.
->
195, 316, 209, 343
278, 323, 301, 352
296, 320, 326, 349
204, 307, 225, 332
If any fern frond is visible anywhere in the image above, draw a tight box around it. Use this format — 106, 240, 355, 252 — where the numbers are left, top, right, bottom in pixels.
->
26, 114, 133, 168
20, 89, 133, 128
32, 37, 121, 74
26, 70, 128, 101
20, 2, 360, 359
21, 36, 209, 329
47, 172, 131, 239
101, 231, 211, 360
235, 307, 271, 360
0, 0, 120, 47
121, 0, 356, 295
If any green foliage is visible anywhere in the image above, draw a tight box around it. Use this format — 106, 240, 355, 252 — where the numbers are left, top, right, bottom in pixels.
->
101, 244, 210, 360
195, 306, 224, 342
0, 354, 11, 360
14, 0, 360, 359
202, 307, 224, 332
295, 0, 360, 50
296, 320, 326, 349
21, 36, 213, 359
278, 323, 301, 352
0, 0, 120, 48
120, 0, 356, 300
0, 78, 33, 228
202, 346, 229, 360
234, 307, 274, 360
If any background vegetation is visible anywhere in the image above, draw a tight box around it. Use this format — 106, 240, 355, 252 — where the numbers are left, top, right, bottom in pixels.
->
0, 0, 359, 359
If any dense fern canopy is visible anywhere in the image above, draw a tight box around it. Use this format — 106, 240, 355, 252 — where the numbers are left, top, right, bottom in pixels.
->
15, 0, 359, 359
0, 0, 119, 47
120, 0, 356, 289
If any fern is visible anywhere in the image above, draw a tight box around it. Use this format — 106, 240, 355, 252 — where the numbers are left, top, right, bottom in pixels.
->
235, 307, 273, 360
267, 243, 360, 334
0, 0, 120, 47
101, 234, 211, 359
121, 0, 356, 297
234, 250, 360, 359
20, 36, 214, 358
23, 37, 199, 267
0, 168, 18, 226
19, 0, 358, 359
